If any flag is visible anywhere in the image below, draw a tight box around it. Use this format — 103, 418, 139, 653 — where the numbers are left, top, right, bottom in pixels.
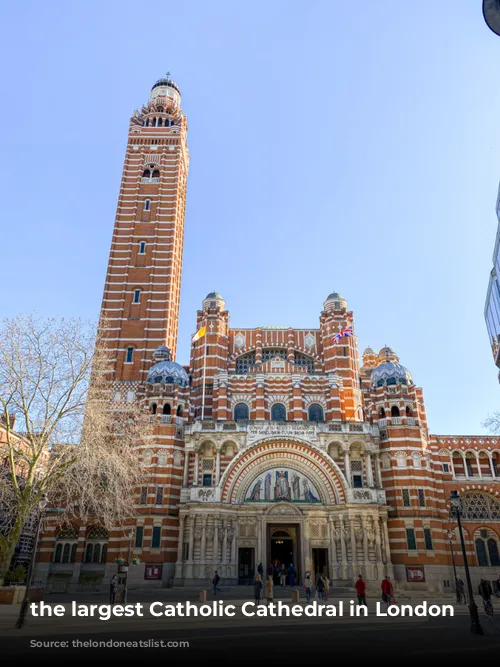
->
332, 326, 353, 343
192, 326, 206, 342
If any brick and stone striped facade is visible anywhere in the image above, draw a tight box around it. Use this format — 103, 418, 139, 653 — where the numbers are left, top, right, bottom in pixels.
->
33, 78, 500, 594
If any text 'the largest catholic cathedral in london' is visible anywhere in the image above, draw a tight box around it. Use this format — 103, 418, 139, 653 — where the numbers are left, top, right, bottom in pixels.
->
36, 77, 500, 593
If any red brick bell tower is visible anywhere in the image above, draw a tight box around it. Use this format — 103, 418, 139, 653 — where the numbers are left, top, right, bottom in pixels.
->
99, 75, 189, 383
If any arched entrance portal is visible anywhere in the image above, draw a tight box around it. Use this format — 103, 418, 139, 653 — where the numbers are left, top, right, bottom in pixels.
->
268, 526, 300, 584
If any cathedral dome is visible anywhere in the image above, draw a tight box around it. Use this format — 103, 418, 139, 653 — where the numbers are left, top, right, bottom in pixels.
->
146, 360, 189, 387
151, 77, 181, 95
370, 362, 413, 388
323, 292, 347, 312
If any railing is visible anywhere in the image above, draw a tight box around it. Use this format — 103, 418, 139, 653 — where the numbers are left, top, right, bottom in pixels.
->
141, 177, 160, 183
391, 417, 402, 425
378, 418, 387, 428
407, 417, 416, 426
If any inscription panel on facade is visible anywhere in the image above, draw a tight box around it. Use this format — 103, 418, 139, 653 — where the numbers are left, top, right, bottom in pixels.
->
247, 423, 317, 444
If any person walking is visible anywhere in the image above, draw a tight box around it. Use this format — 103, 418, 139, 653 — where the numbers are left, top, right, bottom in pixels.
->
257, 562, 263, 578
304, 572, 312, 602
279, 565, 287, 587
254, 574, 263, 606
109, 575, 118, 605
265, 574, 274, 606
212, 570, 220, 596
493, 573, 500, 598
355, 574, 367, 606
381, 575, 394, 607
323, 575, 330, 602
316, 576, 325, 601
456, 576, 466, 604
478, 578, 494, 619
288, 563, 296, 587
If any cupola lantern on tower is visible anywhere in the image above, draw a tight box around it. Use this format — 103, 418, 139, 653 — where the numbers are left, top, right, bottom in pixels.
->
323, 292, 347, 313
202, 291, 226, 312
150, 72, 181, 107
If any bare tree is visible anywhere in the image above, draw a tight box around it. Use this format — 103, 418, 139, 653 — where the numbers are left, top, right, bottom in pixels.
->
482, 412, 500, 434
0, 314, 150, 580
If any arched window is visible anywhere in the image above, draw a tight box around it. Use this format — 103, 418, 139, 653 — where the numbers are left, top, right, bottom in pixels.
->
461, 492, 500, 520
152, 169, 160, 181
158, 118, 163, 126
391, 406, 400, 417
54, 527, 78, 563
70, 543, 77, 562
234, 403, 249, 421
476, 538, 489, 566
152, 117, 157, 127
308, 404, 324, 422
235, 352, 256, 374
54, 543, 62, 563
406, 406, 412, 416
176, 404, 183, 417
379, 407, 385, 418
162, 403, 171, 415
151, 403, 157, 414
85, 543, 93, 563
488, 538, 500, 566
142, 169, 151, 181
85, 527, 109, 564
271, 403, 286, 421
145, 119, 149, 127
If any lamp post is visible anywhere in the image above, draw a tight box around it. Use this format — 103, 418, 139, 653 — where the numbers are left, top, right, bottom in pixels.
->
15, 494, 48, 629
446, 529, 458, 601
449, 490, 483, 635
121, 529, 134, 604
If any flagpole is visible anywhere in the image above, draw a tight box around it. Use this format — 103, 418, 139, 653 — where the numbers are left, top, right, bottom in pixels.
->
201, 333, 207, 420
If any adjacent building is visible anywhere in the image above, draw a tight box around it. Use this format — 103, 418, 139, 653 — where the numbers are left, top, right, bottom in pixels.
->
484, 183, 500, 380
35, 78, 500, 593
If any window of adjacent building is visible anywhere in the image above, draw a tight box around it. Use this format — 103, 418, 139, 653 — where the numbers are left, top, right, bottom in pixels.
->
151, 527, 161, 549
308, 404, 324, 422
234, 403, 249, 421
135, 526, 144, 548
402, 489, 411, 507
406, 528, 417, 550
155, 486, 164, 505
126, 347, 134, 363
133, 289, 141, 304
140, 487, 147, 504
144, 199, 151, 211
418, 489, 426, 507
139, 241, 146, 254
271, 403, 287, 421
466, 459, 474, 477
424, 528, 433, 550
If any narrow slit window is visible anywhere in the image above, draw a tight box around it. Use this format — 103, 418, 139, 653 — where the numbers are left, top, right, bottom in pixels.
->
126, 347, 134, 363
144, 200, 151, 211
139, 241, 146, 254
133, 289, 141, 304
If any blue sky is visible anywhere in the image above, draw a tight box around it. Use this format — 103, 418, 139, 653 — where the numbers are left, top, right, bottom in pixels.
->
1, 1, 499, 435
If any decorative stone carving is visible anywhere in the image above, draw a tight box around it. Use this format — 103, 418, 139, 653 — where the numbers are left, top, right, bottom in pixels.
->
353, 490, 372, 501
332, 528, 341, 543
194, 525, 203, 541
355, 527, 364, 543
206, 526, 214, 541
196, 488, 216, 501
235, 333, 245, 349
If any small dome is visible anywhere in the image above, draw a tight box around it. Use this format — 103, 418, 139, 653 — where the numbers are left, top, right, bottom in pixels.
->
146, 360, 189, 387
205, 291, 223, 300
323, 292, 347, 312
363, 347, 375, 356
153, 345, 171, 362
370, 361, 413, 388
378, 346, 399, 363
151, 77, 181, 95
202, 291, 226, 310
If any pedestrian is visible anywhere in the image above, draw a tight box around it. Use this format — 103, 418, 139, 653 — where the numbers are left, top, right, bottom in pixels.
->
265, 574, 274, 605
257, 562, 263, 578
304, 572, 312, 602
212, 570, 220, 596
280, 564, 287, 587
355, 574, 367, 606
478, 578, 494, 618
109, 574, 118, 605
456, 576, 466, 604
254, 574, 263, 606
288, 563, 296, 587
494, 574, 500, 598
381, 575, 394, 607
323, 574, 330, 601
316, 576, 325, 601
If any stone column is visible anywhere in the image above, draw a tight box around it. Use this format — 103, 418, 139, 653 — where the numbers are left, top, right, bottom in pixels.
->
229, 522, 237, 579
303, 520, 312, 578
339, 514, 348, 579
462, 453, 469, 479
329, 517, 337, 580
183, 451, 189, 486
374, 454, 382, 488
375, 518, 383, 563
222, 521, 228, 564
174, 514, 185, 580
381, 516, 394, 578
361, 515, 369, 577
488, 454, 496, 478
185, 517, 195, 578
216, 448, 221, 484
213, 519, 219, 564
291, 376, 303, 420
365, 453, 374, 487
475, 453, 483, 479
199, 517, 207, 577
344, 449, 351, 486
194, 451, 199, 486
350, 516, 357, 578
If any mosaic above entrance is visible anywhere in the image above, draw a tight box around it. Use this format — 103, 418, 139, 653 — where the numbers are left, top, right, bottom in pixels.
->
245, 469, 321, 503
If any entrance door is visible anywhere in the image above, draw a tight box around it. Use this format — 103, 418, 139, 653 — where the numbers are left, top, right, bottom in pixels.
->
312, 548, 329, 581
267, 525, 300, 583
238, 548, 254, 585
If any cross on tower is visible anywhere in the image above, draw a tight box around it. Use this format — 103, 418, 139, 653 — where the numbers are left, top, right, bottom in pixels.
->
165, 71, 171, 80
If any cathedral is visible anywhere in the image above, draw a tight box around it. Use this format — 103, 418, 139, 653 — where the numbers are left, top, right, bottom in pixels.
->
36, 77, 500, 593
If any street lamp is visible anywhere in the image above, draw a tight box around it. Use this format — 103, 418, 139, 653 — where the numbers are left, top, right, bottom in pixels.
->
121, 529, 135, 604
15, 494, 48, 629
446, 529, 458, 602
449, 490, 483, 635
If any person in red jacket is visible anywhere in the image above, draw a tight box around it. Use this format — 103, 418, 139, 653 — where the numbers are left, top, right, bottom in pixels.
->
355, 574, 367, 606
381, 575, 394, 606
